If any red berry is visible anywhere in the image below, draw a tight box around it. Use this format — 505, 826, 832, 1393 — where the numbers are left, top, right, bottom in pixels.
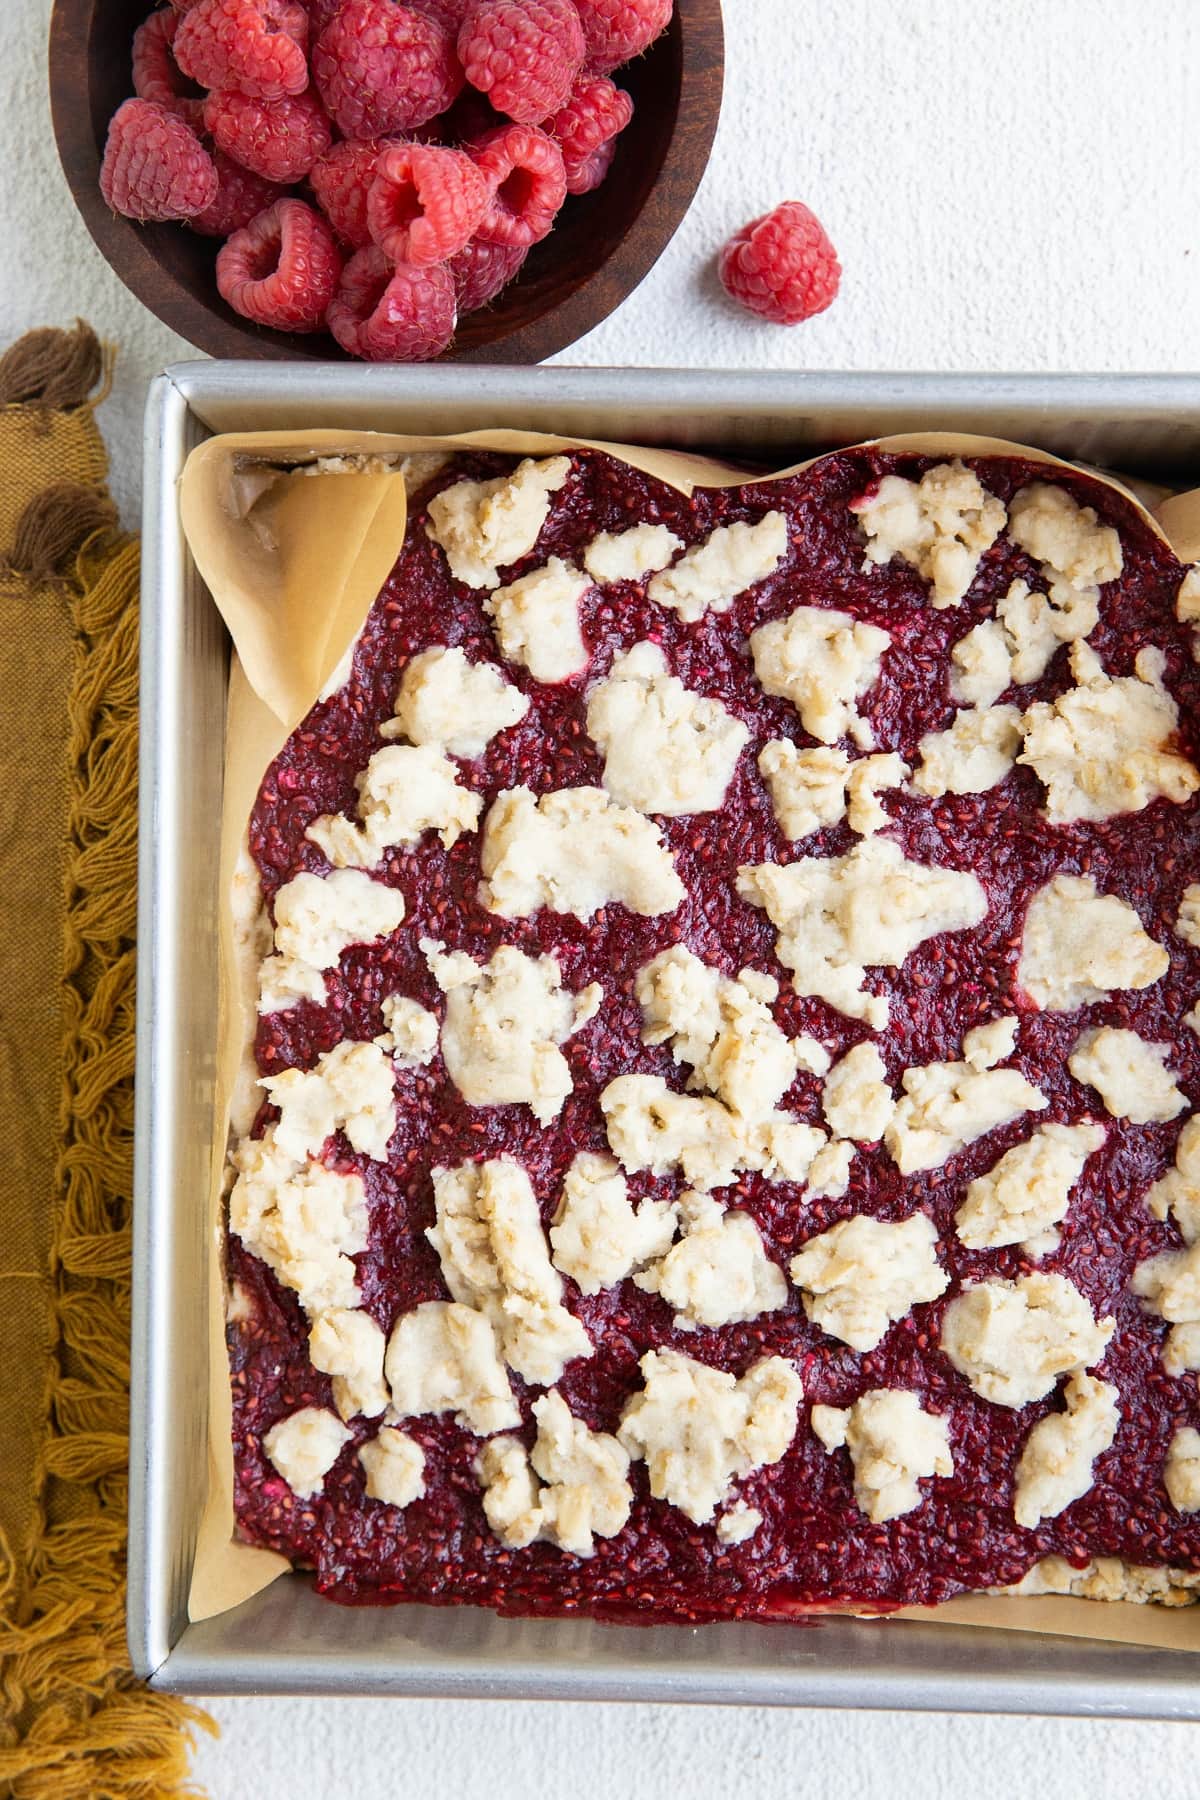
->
458, 0, 584, 123
470, 122, 566, 247
312, 1, 463, 139
189, 150, 289, 236
327, 247, 457, 361
718, 201, 842, 326
448, 235, 526, 312
216, 197, 342, 331
99, 97, 218, 222
309, 138, 393, 248
305, 0, 344, 28
367, 143, 490, 266
574, 0, 671, 75
544, 74, 631, 194
203, 86, 332, 183
409, 0, 471, 30
132, 8, 204, 129
174, 0, 309, 102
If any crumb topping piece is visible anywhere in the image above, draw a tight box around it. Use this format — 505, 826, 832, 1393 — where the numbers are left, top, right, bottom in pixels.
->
601, 1072, 836, 1194
425, 456, 572, 588
586, 642, 749, 816
427, 1156, 591, 1386
758, 742, 907, 840
309, 1307, 389, 1420
1132, 1231, 1200, 1377
1146, 1116, 1200, 1246
884, 1024, 1045, 1175
811, 1388, 954, 1523
264, 1406, 351, 1500
583, 522, 682, 584
634, 1190, 788, 1332
635, 945, 803, 1120
912, 704, 1022, 797
260, 867, 406, 1014
955, 1121, 1106, 1259
1164, 1427, 1200, 1514
789, 1213, 949, 1352
1068, 1027, 1186, 1124
476, 1391, 633, 1556
479, 784, 685, 919
307, 742, 483, 869
485, 556, 591, 684
951, 576, 1101, 709
750, 606, 890, 749
939, 1272, 1115, 1409
1017, 874, 1168, 1012
738, 837, 987, 1031
381, 643, 528, 759
852, 461, 1006, 607
359, 1427, 426, 1509
646, 511, 788, 622
1007, 482, 1123, 602
1012, 1372, 1119, 1528
716, 1500, 763, 1544
422, 940, 599, 1124
262, 1037, 396, 1163
821, 1041, 893, 1142
549, 1152, 678, 1295
229, 1126, 368, 1316
1175, 884, 1200, 948
375, 993, 439, 1066
385, 1299, 519, 1436
618, 1349, 803, 1524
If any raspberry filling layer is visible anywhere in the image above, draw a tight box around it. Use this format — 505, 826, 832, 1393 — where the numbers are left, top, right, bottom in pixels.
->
229, 446, 1200, 1617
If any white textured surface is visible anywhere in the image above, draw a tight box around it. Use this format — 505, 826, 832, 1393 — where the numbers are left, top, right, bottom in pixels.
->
5, 0, 1200, 1788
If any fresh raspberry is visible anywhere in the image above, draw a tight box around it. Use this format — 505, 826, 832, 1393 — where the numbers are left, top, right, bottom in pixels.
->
409, 0, 471, 30
470, 122, 565, 246
309, 138, 392, 247
327, 247, 457, 361
718, 201, 842, 325
216, 197, 342, 330
458, 0, 584, 123
544, 74, 631, 193
312, 1, 463, 138
175, 0, 309, 101
366, 143, 490, 265
573, 0, 671, 75
189, 150, 289, 236
99, 98, 218, 222
448, 235, 526, 311
203, 86, 332, 183
131, 9, 205, 129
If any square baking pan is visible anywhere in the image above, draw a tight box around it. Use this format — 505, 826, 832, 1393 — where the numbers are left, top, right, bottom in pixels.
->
132, 360, 1200, 1709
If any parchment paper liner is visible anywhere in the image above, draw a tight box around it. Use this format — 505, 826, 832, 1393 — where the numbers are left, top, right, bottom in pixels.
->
178, 425, 1200, 1655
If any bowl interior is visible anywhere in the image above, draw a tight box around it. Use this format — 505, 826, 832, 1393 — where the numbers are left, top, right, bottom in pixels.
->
53, 0, 718, 362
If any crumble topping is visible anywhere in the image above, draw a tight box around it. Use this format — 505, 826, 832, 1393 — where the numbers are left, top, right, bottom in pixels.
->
1068, 1026, 1186, 1124
757, 742, 853, 840
950, 619, 1014, 708
1132, 1238, 1200, 1375
788, 1213, 949, 1352
1017, 874, 1169, 1011
821, 1042, 893, 1142
586, 642, 749, 816
716, 1501, 763, 1544
549, 1152, 678, 1295
583, 522, 682, 584
736, 837, 988, 1030
479, 784, 685, 919
750, 606, 890, 749
262, 1037, 396, 1163
425, 455, 571, 588
1165, 1428, 1200, 1514
845, 753, 910, 834
1146, 1116, 1200, 1244
912, 704, 1022, 797
962, 1016, 1019, 1069
633, 1190, 788, 1331
950, 576, 1101, 709
307, 743, 482, 869
954, 1121, 1106, 1258
600, 1072, 831, 1194
852, 461, 1006, 607
229, 1127, 368, 1316
260, 867, 406, 1014
485, 557, 591, 684
1007, 482, 1124, 601
476, 1392, 633, 1556
376, 993, 439, 1066
1011, 1557, 1200, 1606
384, 1300, 519, 1436
1019, 642, 1200, 824
634, 946, 801, 1120
617, 1349, 802, 1524
884, 1032, 1046, 1175
1177, 567, 1200, 622
380, 643, 528, 759
264, 1406, 351, 1500
810, 1388, 954, 1523
359, 1427, 426, 1509
1176, 883, 1200, 947
308, 1307, 389, 1420
646, 511, 788, 621
939, 1272, 1115, 1408
422, 940, 600, 1124
1012, 1373, 1120, 1528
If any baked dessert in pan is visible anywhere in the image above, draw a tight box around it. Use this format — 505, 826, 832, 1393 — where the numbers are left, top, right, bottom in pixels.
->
224, 442, 1200, 1617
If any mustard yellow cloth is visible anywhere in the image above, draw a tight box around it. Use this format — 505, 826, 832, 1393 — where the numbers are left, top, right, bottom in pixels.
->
0, 323, 212, 1798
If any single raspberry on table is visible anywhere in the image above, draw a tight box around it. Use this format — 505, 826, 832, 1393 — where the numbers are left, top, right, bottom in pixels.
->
366, 143, 490, 265
312, 1, 463, 138
189, 150, 289, 236
309, 138, 393, 247
174, 0, 310, 101
469, 122, 566, 246
100, 97, 218, 222
448, 235, 526, 312
458, 0, 584, 124
544, 74, 631, 193
573, 0, 671, 75
718, 201, 841, 325
327, 247, 457, 361
132, 8, 205, 129
216, 196, 342, 330
203, 86, 332, 183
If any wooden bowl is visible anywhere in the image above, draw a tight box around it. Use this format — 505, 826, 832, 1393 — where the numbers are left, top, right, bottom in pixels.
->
48, 1, 724, 363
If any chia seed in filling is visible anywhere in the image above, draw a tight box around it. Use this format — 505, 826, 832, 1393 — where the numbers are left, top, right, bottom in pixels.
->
229, 446, 1200, 1618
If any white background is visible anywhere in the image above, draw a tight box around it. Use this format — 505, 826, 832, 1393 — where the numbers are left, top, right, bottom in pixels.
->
4, 0, 1200, 1791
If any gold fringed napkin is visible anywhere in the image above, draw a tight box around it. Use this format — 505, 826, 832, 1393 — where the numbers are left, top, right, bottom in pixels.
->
0, 323, 212, 1797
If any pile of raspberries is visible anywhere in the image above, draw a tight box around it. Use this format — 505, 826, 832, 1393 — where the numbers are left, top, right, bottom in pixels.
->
99, 0, 671, 360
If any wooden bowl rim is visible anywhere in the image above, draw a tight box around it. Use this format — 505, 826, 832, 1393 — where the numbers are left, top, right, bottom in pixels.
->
48, 0, 724, 365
